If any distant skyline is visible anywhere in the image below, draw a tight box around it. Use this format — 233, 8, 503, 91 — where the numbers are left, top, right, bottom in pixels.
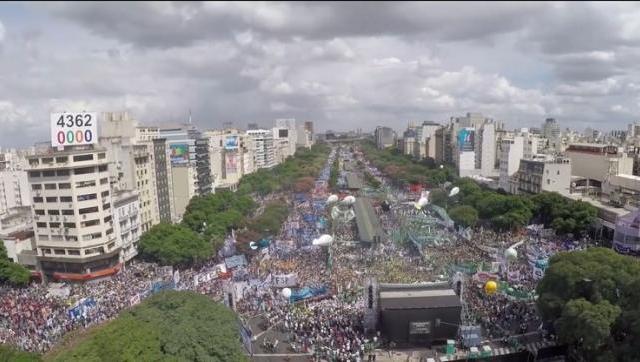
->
2, 2, 640, 146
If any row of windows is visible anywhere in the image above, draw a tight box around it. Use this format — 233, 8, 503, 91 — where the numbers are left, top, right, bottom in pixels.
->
36, 222, 77, 228
30, 153, 106, 165
33, 193, 102, 204
31, 179, 108, 190
33, 203, 111, 217
29, 165, 107, 178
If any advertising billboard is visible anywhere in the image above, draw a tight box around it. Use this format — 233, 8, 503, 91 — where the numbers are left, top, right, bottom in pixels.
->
169, 144, 189, 165
457, 128, 475, 151
225, 153, 238, 174
50, 112, 98, 148
224, 136, 239, 150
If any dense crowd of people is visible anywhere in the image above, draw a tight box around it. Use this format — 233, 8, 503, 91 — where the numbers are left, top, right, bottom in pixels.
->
0, 145, 593, 360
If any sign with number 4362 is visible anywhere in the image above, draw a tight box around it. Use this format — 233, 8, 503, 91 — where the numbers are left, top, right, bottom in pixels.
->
50, 112, 98, 147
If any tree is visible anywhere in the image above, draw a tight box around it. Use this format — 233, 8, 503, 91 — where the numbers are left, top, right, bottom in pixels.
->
138, 224, 212, 267
448, 205, 479, 228
537, 248, 640, 361
429, 189, 448, 208
0, 240, 30, 286
48, 291, 248, 362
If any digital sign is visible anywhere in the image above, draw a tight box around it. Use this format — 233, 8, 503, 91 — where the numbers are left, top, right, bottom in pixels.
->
169, 144, 189, 165
224, 136, 238, 150
278, 129, 289, 138
457, 128, 475, 151
50, 112, 98, 147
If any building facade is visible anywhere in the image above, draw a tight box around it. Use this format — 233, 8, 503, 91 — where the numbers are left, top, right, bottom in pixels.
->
112, 190, 140, 263
515, 156, 571, 196
27, 147, 120, 278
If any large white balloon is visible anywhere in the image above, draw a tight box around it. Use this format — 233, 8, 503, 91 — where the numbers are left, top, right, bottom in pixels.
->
414, 197, 429, 210
282, 288, 292, 298
505, 248, 518, 261
313, 234, 334, 246
249, 241, 258, 250
342, 195, 356, 205
449, 187, 460, 197
327, 194, 339, 204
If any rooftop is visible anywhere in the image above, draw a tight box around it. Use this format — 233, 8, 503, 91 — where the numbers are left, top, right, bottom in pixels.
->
379, 289, 462, 310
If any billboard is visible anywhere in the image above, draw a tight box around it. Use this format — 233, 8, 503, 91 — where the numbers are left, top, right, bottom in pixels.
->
50, 112, 98, 148
224, 136, 238, 150
169, 144, 189, 165
225, 153, 238, 174
457, 128, 475, 151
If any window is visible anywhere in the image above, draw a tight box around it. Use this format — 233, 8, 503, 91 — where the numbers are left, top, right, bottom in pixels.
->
106, 228, 113, 235
82, 219, 100, 227
60, 196, 72, 202
44, 183, 57, 190
29, 159, 39, 166
33, 197, 43, 203
74, 167, 94, 175
54, 249, 65, 255
56, 156, 68, 163
79, 206, 99, 215
98, 165, 108, 172
75, 180, 96, 188
108, 242, 115, 250
49, 222, 60, 228
32, 184, 42, 190
48, 210, 60, 216
42, 248, 52, 254
68, 250, 80, 256
56, 170, 70, 176
78, 193, 97, 201
104, 215, 112, 223
103, 203, 111, 210
98, 153, 106, 159
100, 178, 108, 185
29, 171, 40, 178
59, 183, 71, 189
63, 222, 76, 228
36, 222, 47, 228
101, 191, 109, 198
73, 154, 94, 162
547, 179, 551, 185
62, 209, 74, 216
45, 196, 58, 203
34, 209, 45, 215
42, 171, 55, 177
557, 170, 560, 175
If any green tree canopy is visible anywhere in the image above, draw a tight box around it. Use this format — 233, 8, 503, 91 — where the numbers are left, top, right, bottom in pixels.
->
48, 291, 248, 362
537, 248, 640, 361
138, 224, 212, 267
0, 239, 31, 286
448, 205, 479, 228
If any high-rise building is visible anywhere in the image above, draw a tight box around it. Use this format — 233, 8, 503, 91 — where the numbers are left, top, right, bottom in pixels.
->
112, 190, 140, 263
0, 169, 30, 215
542, 118, 561, 147
27, 146, 122, 279
374, 126, 397, 149
152, 138, 174, 222
205, 129, 251, 191
247, 129, 276, 169
514, 155, 571, 196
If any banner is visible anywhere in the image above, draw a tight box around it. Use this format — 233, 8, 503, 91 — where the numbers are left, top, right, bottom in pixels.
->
129, 294, 141, 306
225, 152, 238, 174
68, 297, 97, 320
169, 144, 189, 165
272, 273, 298, 288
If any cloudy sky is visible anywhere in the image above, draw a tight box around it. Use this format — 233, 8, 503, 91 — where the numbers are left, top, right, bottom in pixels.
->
1, 2, 640, 147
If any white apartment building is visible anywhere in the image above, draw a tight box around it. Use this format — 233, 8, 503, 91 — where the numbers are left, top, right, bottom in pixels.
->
205, 129, 251, 191
27, 147, 121, 279
414, 121, 440, 159
247, 129, 276, 169
0, 169, 30, 215
565, 144, 634, 184
272, 127, 295, 165
498, 131, 539, 193
514, 155, 571, 196
296, 121, 315, 149
112, 190, 140, 263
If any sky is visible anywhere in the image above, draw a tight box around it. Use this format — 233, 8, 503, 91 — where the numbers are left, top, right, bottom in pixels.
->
2, 1, 640, 147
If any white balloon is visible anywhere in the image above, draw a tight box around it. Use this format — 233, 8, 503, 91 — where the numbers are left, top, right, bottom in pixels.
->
282, 288, 292, 298
505, 248, 518, 261
250, 242, 258, 250
342, 195, 356, 205
449, 187, 460, 197
327, 195, 339, 204
313, 234, 334, 246
414, 197, 429, 209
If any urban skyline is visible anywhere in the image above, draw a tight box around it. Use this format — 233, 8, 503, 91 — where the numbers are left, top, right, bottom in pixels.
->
3, 2, 640, 146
